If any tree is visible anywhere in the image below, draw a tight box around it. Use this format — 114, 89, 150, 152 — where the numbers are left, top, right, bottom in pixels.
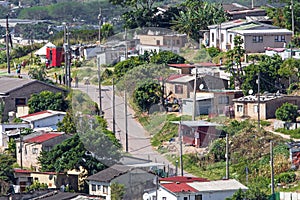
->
278, 58, 300, 86
225, 35, 245, 89
0, 153, 15, 195
28, 65, 48, 82
171, 1, 227, 42
28, 90, 69, 113
101, 23, 114, 41
133, 81, 162, 112
150, 51, 185, 64
275, 102, 298, 122
57, 111, 77, 134
111, 182, 125, 200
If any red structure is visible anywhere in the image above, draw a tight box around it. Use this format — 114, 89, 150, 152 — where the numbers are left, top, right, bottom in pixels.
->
46, 47, 64, 68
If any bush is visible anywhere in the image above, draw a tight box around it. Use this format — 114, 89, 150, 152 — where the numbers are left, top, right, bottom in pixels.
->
276, 172, 296, 185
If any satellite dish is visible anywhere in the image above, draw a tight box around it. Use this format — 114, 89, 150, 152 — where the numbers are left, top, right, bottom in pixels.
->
199, 84, 204, 90
249, 89, 253, 95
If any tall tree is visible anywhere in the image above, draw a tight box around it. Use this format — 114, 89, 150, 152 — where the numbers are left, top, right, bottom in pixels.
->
171, 1, 227, 42
225, 35, 245, 89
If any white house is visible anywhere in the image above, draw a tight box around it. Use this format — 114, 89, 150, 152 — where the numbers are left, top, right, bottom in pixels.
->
208, 20, 292, 53
0, 123, 30, 150
144, 177, 248, 200
20, 110, 66, 130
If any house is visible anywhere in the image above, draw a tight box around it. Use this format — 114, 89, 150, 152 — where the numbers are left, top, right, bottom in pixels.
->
265, 47, 300, 60
20, 110, 66, 130
137, 33, 187, 54
0, 123, 30, 150
172, 120, 222, 147
208, 20, 292, 53
86, 164, 156, 200
144, 176, 248, 200
233, 93, 300, 120
34, 42, 56, 63
165, 73, 228, 100
97, 50, 121, 65
16, 132, 70, 171
222, 3, 267, 20
0, 77, 67, 122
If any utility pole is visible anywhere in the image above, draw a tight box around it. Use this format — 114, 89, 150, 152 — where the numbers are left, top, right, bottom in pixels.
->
257, 72, 260, 132
97, 8, 103, 115
179, 121, 183, 176
63, 23, 71, 88
192, 67, 198, 121
225, 133, 229, 179
291, 0, 295, 37
112, 78, 116, 134
270, 141, 275, 200
19, 129, 23, 169
125, 28, 128, 60
125, 90, 128, 152
5, 15, 10, 74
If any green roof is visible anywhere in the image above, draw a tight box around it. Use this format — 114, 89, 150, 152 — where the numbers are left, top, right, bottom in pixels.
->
230, 23, 261, 30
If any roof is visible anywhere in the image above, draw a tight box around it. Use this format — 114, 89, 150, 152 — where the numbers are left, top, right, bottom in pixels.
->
208, 19, 247, 29
230, 28, 292, 35
34, 42, 56, 56
188, 179, 248, 192
168, 64, 194, 68
233, 93, 283, 103
171, 120, 222, 127
20, 110, 66, 122
24, 133, 63, 143
168, 75, 195, 83
168, 63, 221, 68
162, 183, 198, 193
0, 77, 66, 95
86, 164, 133, 182
160, 176, 209, 183
265, 47, 286, 52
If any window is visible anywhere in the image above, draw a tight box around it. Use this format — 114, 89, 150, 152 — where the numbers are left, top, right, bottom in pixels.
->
275, 35, 285, 42
229, 34, 233, 43
162, 197, 167, 200
15, 98, 26, 106
184, 197, 188, 200
253, 36, 263, 43
92, 184, 96, 191
156, 40, 160, 45
221, 33, 224, 42
237, 105, 243, 112
195, 194, 203, 200
177, 40, 180, 45
253, 105, 258, 113
103, 186, 108, 194
212, 33, 215, 42
97, 185, 101, 190
32, 148, 38, 154
218, 96, 229, 104
175, 85, 183, 94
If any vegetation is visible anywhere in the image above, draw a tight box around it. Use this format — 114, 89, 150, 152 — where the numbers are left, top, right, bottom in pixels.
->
27, 90, 69, 113
0, 153, 15, 195
275, 102, 299, 122
111, 182, 125, 200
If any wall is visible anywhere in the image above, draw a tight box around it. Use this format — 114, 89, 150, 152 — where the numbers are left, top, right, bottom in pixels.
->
2, 81, 66, 122
243, 33, 292, 53
16, 142, 42, 170
31, 114, 65, 128
182, 99, 213, 116
88, 180, 110, 199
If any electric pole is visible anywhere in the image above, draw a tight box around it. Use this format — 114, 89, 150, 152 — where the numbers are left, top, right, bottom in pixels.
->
291, 0, 295, 37
63, 23, 71, 88
112, 78, 116, 134
225, 133, 229, 179
179, 121, 183, 176
192, 67, 198, 121
257, 72, 260, 132
97, 8, 103, 116
270, 141, 275, 200
5, 15, 10, 74
125, 90, 128, 152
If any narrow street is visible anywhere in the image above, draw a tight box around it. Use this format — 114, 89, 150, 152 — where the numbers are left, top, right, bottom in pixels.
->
76, 83, 193, 176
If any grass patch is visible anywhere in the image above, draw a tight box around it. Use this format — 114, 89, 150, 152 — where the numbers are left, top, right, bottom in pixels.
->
275, 128, 300, 139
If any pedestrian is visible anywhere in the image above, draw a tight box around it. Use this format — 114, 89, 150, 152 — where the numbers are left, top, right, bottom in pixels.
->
16, 64, 21, 78
58, 74, 62, 84
54, 73, 58, 83
74, 76, 78, 88
63, 74, 66, 85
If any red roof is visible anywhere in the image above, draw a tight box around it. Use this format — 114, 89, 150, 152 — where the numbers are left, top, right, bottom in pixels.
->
168, 64, 194, 68
167, 74, 187, 81
162, 183, 198, 193
20, 110, 51, 118
25, 133, 62, 143
194, 62, 221, 67
14, 169, 31, 173
160, 176, 209, 183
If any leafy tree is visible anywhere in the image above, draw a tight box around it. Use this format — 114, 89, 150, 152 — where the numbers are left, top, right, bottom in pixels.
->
28, 90, 69, 113
28, 65, 48, 82
111, 182, 125, 200
101, 23, 114, 41
225, 35, 245, 89
38, 134, 106, 175
226, 188, 245, 200
150, 51, 185, 64
114, 56, 145, 79
208, 138, 226, 162
133, 81, 162, 112
171, 1, 227, 41
275, 102, 298, 122
0, 153, 15, 182
57, 111, 77, 134
278, 58, 300, 86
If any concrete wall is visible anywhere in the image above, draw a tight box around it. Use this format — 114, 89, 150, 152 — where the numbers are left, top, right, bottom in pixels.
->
2, 81, 66, 122
30, 114, 65, 129
243, 33, 292, 53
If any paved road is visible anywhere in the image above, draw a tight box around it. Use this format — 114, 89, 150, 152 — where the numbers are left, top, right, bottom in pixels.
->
76, 83, 193, 176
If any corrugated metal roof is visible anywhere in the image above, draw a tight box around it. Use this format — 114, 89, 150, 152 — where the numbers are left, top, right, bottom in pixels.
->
24, 133, 63, 143
188, 179, 248, 192
20, 110, 66, 122
160, 176, 209, 183
171, 120, 221, 127
162, 183, 198, 193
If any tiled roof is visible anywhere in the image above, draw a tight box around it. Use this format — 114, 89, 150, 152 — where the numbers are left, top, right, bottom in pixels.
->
24, 133, 62, 143
168, 64, 194, 68
86, 164, 133, 182
160, 176, 209, 183
162, 183, 198, 193
14, 169, 31, 173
